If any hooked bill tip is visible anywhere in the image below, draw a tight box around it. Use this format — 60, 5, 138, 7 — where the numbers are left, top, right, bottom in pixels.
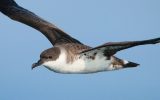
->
31, 60, 43, 70
32, 63, 38, 70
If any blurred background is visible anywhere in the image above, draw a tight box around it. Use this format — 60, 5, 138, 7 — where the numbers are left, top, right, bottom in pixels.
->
0, 0, 160, 100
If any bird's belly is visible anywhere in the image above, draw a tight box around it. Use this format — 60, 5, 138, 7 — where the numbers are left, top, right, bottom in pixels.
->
42, 49, 116, 74
43, 56, 113, 74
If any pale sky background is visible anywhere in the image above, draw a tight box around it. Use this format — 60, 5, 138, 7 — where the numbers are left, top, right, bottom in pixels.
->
0, 0, 160, 100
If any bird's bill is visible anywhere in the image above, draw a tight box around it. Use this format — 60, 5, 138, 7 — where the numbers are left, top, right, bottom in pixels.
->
32, 59, 44, 69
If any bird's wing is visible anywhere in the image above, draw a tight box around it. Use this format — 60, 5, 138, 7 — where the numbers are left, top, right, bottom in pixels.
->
0, 0, 82, 46
80, 37, 160, 57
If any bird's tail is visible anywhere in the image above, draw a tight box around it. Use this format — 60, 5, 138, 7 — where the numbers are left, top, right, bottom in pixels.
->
111, 57, 139, 69
123, 60, 140, 68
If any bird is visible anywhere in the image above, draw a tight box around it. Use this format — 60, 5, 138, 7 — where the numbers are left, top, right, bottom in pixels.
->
0, 0, 159, 74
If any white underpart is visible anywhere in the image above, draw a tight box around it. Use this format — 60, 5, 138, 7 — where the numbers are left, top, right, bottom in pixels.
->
43, 49, 123, 74
123, 60, 129, 64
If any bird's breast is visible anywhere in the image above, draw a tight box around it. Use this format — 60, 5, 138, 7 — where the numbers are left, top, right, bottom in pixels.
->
42, 49, 115, 74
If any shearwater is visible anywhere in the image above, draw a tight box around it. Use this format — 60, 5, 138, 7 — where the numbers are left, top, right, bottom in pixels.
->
0, 0, 159, 74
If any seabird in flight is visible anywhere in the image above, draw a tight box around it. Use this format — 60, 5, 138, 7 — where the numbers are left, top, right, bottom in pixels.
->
0, 0, 159, 74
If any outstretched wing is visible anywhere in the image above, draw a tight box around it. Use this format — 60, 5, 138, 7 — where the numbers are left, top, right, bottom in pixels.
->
0, 0, 82, 46
80, 37, 160, 57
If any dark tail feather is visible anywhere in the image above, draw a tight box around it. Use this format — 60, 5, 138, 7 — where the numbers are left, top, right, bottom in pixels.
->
123, 61, 140, 68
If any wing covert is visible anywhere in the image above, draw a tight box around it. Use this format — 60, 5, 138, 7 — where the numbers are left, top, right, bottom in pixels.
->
80, 37, 160, 56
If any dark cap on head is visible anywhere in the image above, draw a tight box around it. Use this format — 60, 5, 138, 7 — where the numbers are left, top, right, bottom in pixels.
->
32, 47, 60, 69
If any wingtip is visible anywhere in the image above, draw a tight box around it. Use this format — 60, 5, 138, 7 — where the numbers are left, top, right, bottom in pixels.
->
151, 37, 160, 44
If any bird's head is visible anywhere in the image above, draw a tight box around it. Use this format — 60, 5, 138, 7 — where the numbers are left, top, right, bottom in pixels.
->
32, 47, 60, 69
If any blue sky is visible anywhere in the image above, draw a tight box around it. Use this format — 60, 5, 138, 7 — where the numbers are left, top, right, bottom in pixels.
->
0, 0, 160, 100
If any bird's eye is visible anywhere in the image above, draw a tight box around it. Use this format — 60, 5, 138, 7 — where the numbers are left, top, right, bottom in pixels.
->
48, 56, 52, 59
